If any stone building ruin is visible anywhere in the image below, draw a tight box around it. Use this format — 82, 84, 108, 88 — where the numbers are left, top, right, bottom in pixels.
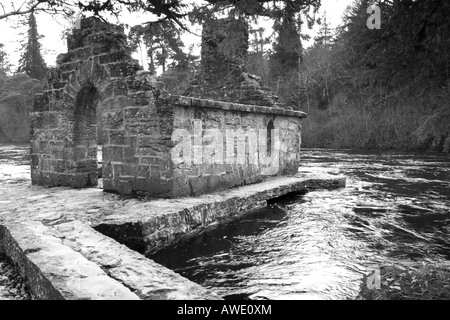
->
30, 17, 306, 198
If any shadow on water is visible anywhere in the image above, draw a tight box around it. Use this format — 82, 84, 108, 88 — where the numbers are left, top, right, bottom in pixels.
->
148, 149, 450, 300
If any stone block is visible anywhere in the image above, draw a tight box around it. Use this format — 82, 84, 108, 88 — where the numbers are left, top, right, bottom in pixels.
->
135, 165, 150, 179
109, 130, 126, 145
49, 159, 66, 173
128, 91, 155, 106
73, 146, 88, 160
125, 74, 156, 92
107, 146, 124, 162
140, 157, 161, 166
103, 111, 123, 130
98, 51, 130, 64
70, 174, 90, 188
112, 163, 123, 177
120, 164, 133, 177
150, 166, 160, 179
117, 180, 133, 194
106, 60, 141, 78
31, 112, 59, 130
33, 93, 50, 112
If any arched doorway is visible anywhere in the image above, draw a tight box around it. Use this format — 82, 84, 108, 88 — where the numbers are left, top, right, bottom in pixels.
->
267, 120, 274, 157
73, 83, 101, 187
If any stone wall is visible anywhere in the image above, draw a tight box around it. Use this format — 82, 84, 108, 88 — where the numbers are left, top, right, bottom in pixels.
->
171, 97, 304, 197
183, 18, 282, 108
30, 17, 306, 198
30, 18, 169, 194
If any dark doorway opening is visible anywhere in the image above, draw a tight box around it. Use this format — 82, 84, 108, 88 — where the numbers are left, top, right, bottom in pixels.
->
73, 83, 102, 187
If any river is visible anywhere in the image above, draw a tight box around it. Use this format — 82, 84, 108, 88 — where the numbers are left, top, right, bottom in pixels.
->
1, 145, 449, 300
0, 144, 32, 300
148, 149, 450, 300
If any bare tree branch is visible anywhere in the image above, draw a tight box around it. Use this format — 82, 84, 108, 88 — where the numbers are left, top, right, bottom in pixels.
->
0, 1, 44, 20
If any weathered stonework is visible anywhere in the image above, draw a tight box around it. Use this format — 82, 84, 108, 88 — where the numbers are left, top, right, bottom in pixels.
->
31, 17, 306, 198
171, 97, 305, 197
31, 17, 171, 194
183, 18, 283, 108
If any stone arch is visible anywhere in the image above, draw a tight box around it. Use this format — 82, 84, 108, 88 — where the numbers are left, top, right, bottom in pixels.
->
61, 60, 116, 187
71, 82, 100, 186
30, 17, 169, 193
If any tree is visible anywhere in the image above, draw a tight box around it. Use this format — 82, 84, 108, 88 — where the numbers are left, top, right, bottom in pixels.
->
0, 43, 11, 78
249, 26, 271, 54
337, 0, 450, 89
269, 3, 302, 80
129, 20, 198, 74
314, 13, 334, 46
247, 27, 271, 84
0, 1, 322, 29
17, 12, 47, 80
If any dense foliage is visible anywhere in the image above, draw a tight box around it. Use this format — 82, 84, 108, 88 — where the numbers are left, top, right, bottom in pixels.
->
282, 0, 450, 152
0, 44, 11, 78
0, 0, 321, 23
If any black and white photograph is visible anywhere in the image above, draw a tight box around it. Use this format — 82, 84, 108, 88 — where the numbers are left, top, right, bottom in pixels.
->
0, 0, 449, 306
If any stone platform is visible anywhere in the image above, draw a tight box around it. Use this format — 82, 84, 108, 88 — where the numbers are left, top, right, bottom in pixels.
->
0, 168, 345, 299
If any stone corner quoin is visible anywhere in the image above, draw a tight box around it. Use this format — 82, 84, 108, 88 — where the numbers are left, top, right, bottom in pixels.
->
30, 16, 307, 199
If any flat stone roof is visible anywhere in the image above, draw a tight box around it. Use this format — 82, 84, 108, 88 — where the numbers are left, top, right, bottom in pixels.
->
175, 96, 308, 118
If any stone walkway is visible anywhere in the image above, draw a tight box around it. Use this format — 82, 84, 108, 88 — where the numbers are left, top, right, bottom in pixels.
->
0, 161, 345, 300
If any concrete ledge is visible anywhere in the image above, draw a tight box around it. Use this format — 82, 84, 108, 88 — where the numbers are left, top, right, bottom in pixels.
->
0, 220, 221, 300
0, 221, 138, 300
95, 169, 346, 254
55, 221, 221, 299
0, 167, 345, 300
175, 96, 307, 118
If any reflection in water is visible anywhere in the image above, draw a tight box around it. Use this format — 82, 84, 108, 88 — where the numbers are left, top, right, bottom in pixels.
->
149, 149, 450, 300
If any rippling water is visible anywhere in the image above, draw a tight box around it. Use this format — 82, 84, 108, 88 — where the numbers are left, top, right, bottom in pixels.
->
1, 145, 449, 300
0, 144, 32, 300
149, 149, 450, 300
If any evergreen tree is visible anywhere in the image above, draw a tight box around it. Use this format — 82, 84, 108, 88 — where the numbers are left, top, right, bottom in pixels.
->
314, 13, 334, 46
249, 27, 270, 55
269, 4, 302, 80
17, 12, 47, 80
129, 20, 194, 74
0, 43, 11, 78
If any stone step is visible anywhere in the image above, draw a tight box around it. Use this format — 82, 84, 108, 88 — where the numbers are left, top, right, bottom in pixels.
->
1, 221, 138, 300
0, 220, 222, 300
